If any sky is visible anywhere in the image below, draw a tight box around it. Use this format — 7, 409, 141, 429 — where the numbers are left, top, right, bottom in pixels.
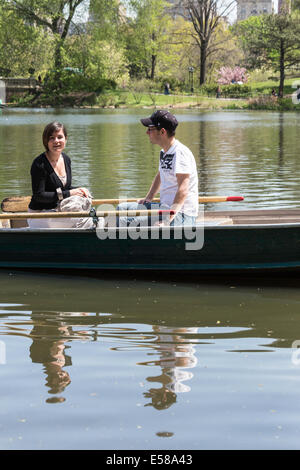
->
73, 0, 279, 24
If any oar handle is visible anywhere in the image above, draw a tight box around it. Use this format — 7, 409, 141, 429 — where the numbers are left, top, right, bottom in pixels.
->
0, 209, 175, 220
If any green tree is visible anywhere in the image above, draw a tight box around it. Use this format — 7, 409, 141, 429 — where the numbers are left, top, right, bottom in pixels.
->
155, 15, 196, 84
0, 5, 53, 76
182, 0, 236, 84
235, 13, 300, 97
89, 0, 123, 41
0, 0, 87, 75
292, 0, 300, 10
64, 34, 129, 85
63, 0, 129, 86
125, 0, 172, 79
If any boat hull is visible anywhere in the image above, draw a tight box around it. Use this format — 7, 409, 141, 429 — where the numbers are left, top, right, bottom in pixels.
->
0, 223, 299, 272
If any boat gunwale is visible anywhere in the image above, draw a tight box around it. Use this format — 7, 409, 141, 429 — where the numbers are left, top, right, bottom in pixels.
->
1, 221, 300, 234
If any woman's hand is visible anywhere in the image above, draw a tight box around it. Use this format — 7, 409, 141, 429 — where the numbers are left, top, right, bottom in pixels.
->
70, 187, 89, 198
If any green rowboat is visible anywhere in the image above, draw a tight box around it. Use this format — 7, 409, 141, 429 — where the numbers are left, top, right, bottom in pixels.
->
0, 209, 299, 272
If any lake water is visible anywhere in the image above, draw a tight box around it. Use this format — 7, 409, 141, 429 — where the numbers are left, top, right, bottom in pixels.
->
0, 108, 300, 450
0, 108, 300, 209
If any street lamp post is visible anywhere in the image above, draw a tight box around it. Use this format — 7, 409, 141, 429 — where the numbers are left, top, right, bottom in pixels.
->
188, 66, 194, 93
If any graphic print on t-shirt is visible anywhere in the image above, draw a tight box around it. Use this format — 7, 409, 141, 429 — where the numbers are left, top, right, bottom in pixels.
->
160, 150, 174, 170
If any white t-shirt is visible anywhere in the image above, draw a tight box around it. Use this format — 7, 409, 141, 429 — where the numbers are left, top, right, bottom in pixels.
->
159, 139, 199, 217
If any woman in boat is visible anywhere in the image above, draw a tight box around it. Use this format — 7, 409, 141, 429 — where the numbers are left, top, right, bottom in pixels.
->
28, 121, 90, 228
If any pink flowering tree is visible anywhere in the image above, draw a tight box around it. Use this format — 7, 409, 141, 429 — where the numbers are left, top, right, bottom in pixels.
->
217, 66, 248, 85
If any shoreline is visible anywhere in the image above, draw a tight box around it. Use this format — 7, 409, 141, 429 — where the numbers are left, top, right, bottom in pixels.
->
3, 93, 300, 112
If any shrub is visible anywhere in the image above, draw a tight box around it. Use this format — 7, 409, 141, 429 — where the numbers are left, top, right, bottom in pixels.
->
96, 93, 124, 108
221, 84, 251, 98
198, 83, 251, 98
198, 84, 219, 96
127, 79, 160, 104
246, 96, 300, 110
247, 96, 278, 110
43, 69, 117, 95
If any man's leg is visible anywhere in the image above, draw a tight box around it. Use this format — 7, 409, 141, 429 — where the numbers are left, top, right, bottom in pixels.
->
117, 201, 161, 227
170, 213, 196, 226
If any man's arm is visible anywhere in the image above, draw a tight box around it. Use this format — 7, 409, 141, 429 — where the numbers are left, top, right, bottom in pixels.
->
159, 173, 190, 225
138, 172, 161, 204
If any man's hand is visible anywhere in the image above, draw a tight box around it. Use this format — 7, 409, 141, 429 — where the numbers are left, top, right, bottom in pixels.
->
137, 198, 152, 205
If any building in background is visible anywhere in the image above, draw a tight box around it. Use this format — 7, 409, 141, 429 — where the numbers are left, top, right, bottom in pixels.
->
168, 0, 276, 22
166, 0, 187, 17
277, 0, 291, 13
236, 0, 274, 21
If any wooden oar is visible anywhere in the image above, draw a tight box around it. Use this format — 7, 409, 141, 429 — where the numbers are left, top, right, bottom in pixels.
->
1, 195, 244, 213
0, 209, 175, 220
93, 196, 244, 205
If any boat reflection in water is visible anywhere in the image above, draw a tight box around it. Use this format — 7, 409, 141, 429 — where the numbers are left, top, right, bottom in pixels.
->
138, 326, 198, 410
25, 310, 199, 408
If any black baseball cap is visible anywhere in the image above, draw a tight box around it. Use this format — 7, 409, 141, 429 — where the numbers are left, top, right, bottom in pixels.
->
140, 110, 178, 132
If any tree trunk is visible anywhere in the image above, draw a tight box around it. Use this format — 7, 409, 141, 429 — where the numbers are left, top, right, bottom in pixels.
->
53, 38, 64, 88
54, 40, 63, 71
199, 42, 207, 85
150, 32, 156, 80
52, 11, 75, 87
150, 55, 156, 80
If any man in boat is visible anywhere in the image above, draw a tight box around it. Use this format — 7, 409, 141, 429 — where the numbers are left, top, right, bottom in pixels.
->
118, 110, 199, 227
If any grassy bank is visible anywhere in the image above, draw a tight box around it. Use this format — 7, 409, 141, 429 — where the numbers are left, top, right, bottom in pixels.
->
95, 90, 249, 109
9, 88, 248, 110
8, 79, 300, 111
82, 90, 300, 111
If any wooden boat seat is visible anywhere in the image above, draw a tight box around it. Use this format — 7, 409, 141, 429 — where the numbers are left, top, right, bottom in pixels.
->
1, 196, 31, 212
205, 209, 300, 225
0, 196, 30, 228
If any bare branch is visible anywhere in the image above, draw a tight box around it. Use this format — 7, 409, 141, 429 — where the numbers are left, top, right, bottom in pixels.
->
176, 0, 236, 83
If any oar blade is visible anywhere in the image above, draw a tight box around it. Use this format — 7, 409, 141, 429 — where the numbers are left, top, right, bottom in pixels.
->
226, 196, 244, 202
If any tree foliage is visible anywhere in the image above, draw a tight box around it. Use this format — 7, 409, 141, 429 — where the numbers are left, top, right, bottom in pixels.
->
217, 66, 248, 84
124, 0, 173, 79
0, 0, 87, 72
89, 0, 123, 41
204, 20, 245, 83
2, 0, 287, 97
180, 0, 236, 84
235, 13, 300, 97
0, 4, 53, 76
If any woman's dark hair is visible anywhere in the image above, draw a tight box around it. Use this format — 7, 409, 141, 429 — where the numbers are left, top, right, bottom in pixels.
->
42, 121, 67, 151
